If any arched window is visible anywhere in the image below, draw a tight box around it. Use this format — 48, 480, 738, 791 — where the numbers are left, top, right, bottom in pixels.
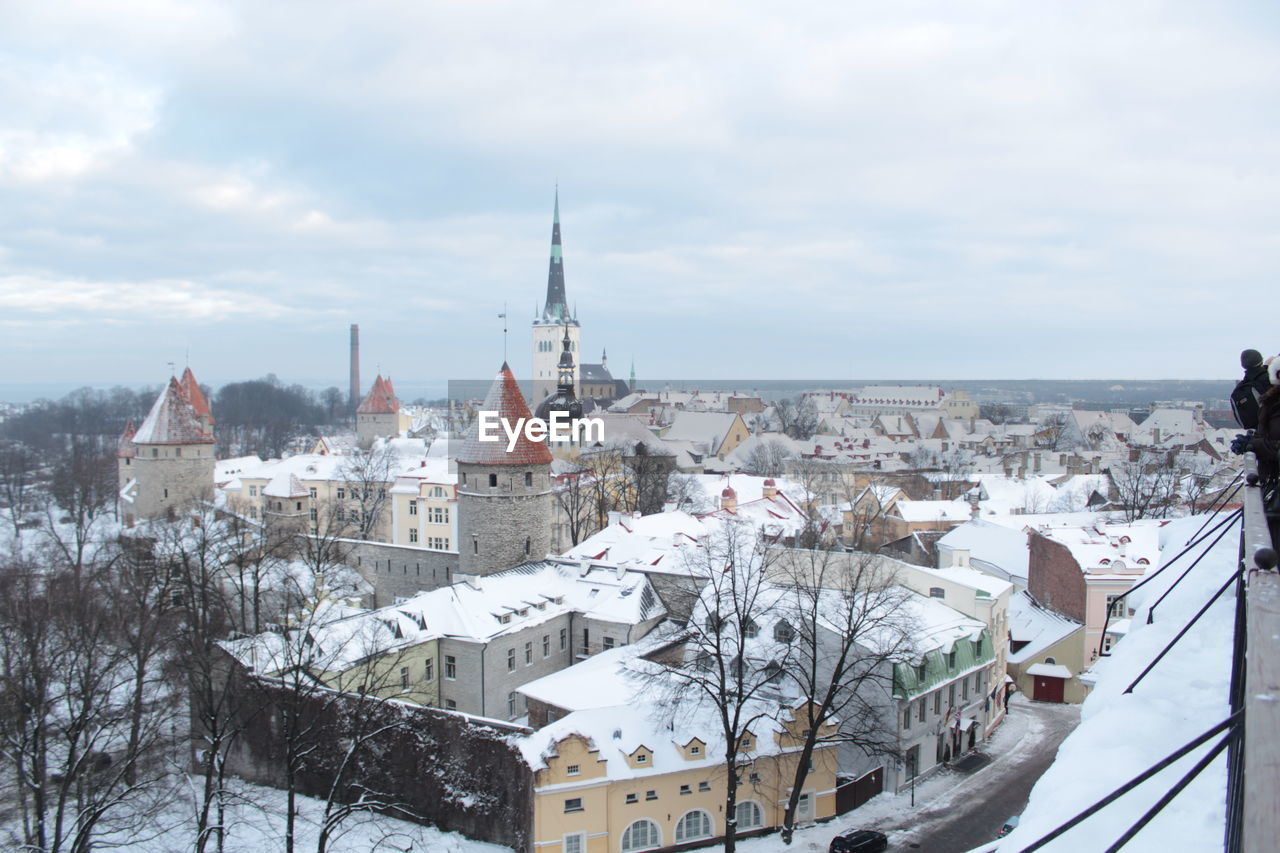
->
735, 800, 764, 830
675, 810, 713, 843
929, 587, 945, 599
621, 818, 661, 852
1044, 657, 1056, 665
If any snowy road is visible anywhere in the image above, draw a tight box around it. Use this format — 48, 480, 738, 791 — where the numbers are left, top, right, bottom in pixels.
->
737, 694, 1080, 853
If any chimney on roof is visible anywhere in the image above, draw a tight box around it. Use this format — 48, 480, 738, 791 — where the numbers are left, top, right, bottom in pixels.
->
762, 478, 777, 500
456, 573, 481, 590
1033, 451, 1042, 473
1091, 455, 1102, 475
720, 487, 738, 512
953, 548, 971, 567
349, 324, 360, 411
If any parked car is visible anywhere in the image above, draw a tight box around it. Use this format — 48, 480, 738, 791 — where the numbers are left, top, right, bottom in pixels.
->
998, 815, 1020, 837
829, 829, 889, 853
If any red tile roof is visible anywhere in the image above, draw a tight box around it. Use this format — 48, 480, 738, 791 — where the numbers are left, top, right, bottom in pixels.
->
180, 367, 215, 425
457, 363, 553, 466
117, 418, 137, 458
133, 377, 216, 445
357, 374, 401, 415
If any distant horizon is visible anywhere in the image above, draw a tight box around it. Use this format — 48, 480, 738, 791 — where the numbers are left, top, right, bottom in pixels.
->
0, 375, 1237, 406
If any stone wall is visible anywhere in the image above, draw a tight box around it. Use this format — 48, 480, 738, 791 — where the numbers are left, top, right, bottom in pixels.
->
457, 461, 552, 576
1028, 532, 1087, 622
126, 444, 215, 522
210, 655, 536, 852
340, 539, 458, 607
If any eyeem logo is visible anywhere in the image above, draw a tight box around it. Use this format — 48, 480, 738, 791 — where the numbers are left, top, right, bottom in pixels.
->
477, 411, 605, 451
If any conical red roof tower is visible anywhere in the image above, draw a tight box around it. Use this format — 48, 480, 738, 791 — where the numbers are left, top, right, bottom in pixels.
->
458, 363, 553, 466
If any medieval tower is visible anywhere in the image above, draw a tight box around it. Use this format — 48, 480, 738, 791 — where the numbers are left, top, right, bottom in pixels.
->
456, 363, 553, 576
531, 190, 580, 404
117, 367, 216, 526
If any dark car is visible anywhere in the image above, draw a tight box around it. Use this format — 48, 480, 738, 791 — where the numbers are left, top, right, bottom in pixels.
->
997, 815, 1020, 837
829, 829, 889, 853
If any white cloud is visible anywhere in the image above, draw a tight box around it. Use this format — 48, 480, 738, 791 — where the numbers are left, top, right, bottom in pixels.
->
0, 275, 291, 323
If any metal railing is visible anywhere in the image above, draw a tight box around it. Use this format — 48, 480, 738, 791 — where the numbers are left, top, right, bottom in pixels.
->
1012, 454, 1276, 852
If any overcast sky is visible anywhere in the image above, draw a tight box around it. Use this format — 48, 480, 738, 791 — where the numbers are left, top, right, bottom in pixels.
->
1, 1, 1277, 399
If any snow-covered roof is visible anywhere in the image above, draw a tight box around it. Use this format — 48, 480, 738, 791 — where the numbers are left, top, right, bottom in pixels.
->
1008, 591, 1081, 664
1035, 521, 1162, 574
1026, 662, 1072, 679
937, 519, 1031, 584
133, 376, 215, 445
893, 500, 973, 523
662, 411, 743, 447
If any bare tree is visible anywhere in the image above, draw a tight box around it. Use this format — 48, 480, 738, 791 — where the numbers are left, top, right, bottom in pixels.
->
770, 548, 915, 843
44, 438, 116, 580
338, 443, 398, 541
774, 398, 819, 441
552, 463, 598, 549
643, 521, 785, 853
1108, 450, 1183, 521
621, 442, 678, 516
740, 439, 794, 478
0, 440, 40, 546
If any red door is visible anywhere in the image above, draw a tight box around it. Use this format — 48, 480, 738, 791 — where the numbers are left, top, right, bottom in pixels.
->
1034, 676, 1065, 702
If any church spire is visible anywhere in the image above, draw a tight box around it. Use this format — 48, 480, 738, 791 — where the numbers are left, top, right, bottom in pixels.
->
542, 188, 571, 323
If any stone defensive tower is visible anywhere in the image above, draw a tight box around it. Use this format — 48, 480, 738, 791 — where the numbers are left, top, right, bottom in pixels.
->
118, 370, 216, 526
456, 363, 553, 576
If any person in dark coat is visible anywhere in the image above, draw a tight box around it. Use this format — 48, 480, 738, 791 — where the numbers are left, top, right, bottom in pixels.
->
1246, 358, 1280, 483
1231, 349, 1273, 430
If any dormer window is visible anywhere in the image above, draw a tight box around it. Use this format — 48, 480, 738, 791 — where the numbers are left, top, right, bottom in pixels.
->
690, 744, 701, 755
636, 753, 648, 763
498, 613, 512, 624
773, 620, 794, 643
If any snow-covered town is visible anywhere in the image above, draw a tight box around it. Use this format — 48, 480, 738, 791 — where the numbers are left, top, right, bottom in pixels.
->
3, 4, 1279, 853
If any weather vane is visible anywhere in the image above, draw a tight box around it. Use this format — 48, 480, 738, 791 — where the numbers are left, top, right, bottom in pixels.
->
499, 302, 508, 362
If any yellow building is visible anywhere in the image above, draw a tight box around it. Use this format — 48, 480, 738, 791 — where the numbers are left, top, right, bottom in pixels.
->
520, 699, 838, 852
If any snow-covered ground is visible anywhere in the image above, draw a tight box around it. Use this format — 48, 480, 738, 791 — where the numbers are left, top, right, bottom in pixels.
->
993, 513, 1238, 852
63, 775, 513, 853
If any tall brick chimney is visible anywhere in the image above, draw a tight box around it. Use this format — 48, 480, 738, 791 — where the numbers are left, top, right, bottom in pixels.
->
349, 324, 360, 410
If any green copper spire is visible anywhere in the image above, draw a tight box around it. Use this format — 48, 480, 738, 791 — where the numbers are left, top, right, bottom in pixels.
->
542, 187, 570, 323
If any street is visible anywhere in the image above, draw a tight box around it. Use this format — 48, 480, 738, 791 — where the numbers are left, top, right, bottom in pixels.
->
877, 696, 1081, 852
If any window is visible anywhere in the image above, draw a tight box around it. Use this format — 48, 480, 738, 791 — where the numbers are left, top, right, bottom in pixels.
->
424, 658, 434, 682
409, 528, 418, 543
675, 810, 712, 843
429, 536, 448, 549
249, 485, 258, 497
400, 667, 410, 690
797, 791, 814, 821
564, 834, 585, 853
445, 699, 457, 710
1106, 594, 1127, 619
635, 753, 648, 764
461, 473, 466, 485
309, 487, 317, 499
1044, 656, 1056, 665
559, 628, 567, 650
603, 636, 615, 650
740, 735, 753, 750
563, 797, 584, 814
507, 649, 516, 671
690, 744, 701, 755
774, 619, 794, 643
918, 699, 926, 722
736, 800, 764, 830
749, 771, 760, 783
525, 537, 531, 555
566, 764, 580, 776
473, 539, 478, 554
680, 784, 691, 795
508, 692, 518, 718
1103, 634, 1114, 653
409, 500, 417, 515
933, 691, 941, 714
525, 471, 533, 487
489, 473, 498, 488
698, 781, 711, 792
948, 683, 956, 707
903, 708, 911, 729
645, 790, 657, 801
962, 677, 969, 700
543, 635, 550, 657
625, 793, 638, 804
916, 662, 927, 682
337, 487, 345, 499
621, 819, 660, 852
929, 586, 946, 599
947, 650, 957, 669
742, 619, 759, 639
445, 656, 457, 679
429, 506, 448, 523
525, 642, 533, 665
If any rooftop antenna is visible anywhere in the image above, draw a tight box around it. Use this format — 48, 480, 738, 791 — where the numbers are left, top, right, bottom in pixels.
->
499, 303, 508, 362
166, 360, 175, 378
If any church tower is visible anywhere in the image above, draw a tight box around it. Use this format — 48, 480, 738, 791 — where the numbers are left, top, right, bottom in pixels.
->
532, 189, 580, 403
457, 363, 554, 576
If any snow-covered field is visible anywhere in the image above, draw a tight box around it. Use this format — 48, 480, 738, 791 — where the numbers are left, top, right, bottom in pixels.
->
71, 776, 513, 853
995, 513, 1238, 852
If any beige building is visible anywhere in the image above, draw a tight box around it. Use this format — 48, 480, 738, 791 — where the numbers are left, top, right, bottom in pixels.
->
520, 699, 839, 853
